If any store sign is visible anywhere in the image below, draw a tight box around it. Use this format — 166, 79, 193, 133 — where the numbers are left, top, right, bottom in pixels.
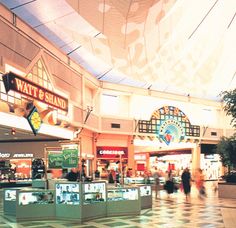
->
62, 144, 78, 168
159, 119, 185, 145
0, 152, 34, 158
138, 106, 200, 141
0, 152, 10, 158
26, 106, 42, 135
48, 153, 63, 169
13, 153, 33, 158
96, 146, 128, 159
2, 72, 68, 111
134, 154, 147, 161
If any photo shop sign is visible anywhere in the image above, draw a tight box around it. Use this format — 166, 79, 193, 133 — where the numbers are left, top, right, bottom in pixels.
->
2, 72, 68, 111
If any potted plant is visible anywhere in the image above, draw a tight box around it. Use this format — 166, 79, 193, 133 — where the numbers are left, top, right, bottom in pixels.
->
216, 134, 236, 183
217, 89, 236, 183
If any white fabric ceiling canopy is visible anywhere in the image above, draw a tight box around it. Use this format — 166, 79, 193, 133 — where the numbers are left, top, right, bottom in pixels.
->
1, 0, 236, 101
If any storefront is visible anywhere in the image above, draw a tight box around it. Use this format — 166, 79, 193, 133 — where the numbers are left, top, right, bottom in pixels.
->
134, 153, 148, 176
96, 146, 128, 179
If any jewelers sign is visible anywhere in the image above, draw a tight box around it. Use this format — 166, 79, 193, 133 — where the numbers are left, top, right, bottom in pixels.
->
2, 72, 68, 111
62, 144, 78, 168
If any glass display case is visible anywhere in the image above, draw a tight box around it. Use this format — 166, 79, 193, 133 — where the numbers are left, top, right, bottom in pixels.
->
140, 185, 151, 197
139, 185, 152, 209
55, 183, 80, 205
124, 177, 154, 185
18, 190, 54, 205
5, 189, 17, 201
107, 188, 139, 201
106, 186, 141, 216
83, 182, 106, 205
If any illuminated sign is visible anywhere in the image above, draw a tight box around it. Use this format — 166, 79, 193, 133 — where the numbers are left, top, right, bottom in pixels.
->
2, 72, 68, 111
13, 153, 33, 158
26, 106, 42, 135
96, 147, 128, 159
134, 154, 147, 160
0, 153, 33, 158
159, 118, 185, 145
138, 106, 200, 144
0, 153, 10, 158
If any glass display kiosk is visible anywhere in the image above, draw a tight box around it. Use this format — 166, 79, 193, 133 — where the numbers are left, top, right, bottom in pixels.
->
3, 188, 19, 215
55, 182, 81, 220
107, 186, 141, 216
81, 181, 107, 220
139, 185, 152, 209
55, 181, 107, 222
3, 188, 55, 221
16, 189, 55, 220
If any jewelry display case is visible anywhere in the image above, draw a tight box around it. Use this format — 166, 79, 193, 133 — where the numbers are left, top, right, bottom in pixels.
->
107, 186, 141, 216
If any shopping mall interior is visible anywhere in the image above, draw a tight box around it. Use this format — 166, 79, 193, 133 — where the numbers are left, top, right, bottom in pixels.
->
0, 0, 236, 227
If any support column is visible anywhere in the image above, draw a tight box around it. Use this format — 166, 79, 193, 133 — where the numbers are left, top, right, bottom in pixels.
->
128, 136, 135, 174
191, 144, 201, 175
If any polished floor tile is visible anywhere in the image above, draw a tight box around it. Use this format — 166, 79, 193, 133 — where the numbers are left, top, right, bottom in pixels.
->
1, 183, 236, 227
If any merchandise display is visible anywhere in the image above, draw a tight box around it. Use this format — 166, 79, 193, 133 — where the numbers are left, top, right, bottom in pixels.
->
124, 177, 154, 185
55, 183, 80, 205
140, 185, 151, 196
5, 189, 17, 201
107, 187, 138, 201
18, 190, 54, 205
83, 182, 106, 205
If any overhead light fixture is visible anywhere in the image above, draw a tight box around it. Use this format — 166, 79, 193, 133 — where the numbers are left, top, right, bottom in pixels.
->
11, 128, 16, 135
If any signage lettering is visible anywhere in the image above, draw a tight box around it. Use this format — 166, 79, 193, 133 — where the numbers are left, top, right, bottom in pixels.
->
3, 72, 68, 111
0, 153, 34, 158
0, 153, 10, 158
99, 150, 125, 155
96, 147, 128, 158
13, 153, 33, 158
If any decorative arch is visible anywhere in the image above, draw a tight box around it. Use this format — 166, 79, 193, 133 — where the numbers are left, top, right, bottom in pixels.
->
138, 105, 200, 144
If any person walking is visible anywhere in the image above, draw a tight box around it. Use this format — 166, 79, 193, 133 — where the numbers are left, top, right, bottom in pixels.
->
153, 167, 161, 199
195, 168, 206, 198
164, 170, 174, 198
181, 168, 191, 201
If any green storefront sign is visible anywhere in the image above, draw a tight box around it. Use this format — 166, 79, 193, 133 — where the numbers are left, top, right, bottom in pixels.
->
62, 144, 78, 168
48, 153, 63, 169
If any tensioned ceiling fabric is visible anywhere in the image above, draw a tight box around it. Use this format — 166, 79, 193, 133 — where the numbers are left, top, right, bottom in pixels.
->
1, 0, 236, 101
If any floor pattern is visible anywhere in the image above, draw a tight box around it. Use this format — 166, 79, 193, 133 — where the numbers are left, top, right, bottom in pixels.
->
0, 184, 236, 228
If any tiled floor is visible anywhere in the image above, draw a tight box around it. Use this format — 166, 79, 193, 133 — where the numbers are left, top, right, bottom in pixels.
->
1, 183, 236, 228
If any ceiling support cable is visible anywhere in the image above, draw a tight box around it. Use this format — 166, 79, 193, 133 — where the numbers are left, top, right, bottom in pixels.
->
10, 0, 36, 10
188, 0, 219, 39
67, 45, 82, 56
124, 0, 133, 48
227, 12, 236, 29
97, 68, 113, 80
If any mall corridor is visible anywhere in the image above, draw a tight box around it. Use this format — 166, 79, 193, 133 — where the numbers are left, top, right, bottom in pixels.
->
1, 183, 236, 228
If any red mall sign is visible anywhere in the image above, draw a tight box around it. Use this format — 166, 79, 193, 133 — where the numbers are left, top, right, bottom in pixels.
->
96, 146, 128, 159
2, 72, 68, 111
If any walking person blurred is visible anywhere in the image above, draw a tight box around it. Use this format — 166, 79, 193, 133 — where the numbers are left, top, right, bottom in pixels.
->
181, 168, 191, 201
195, 168, 206, 198
164, 170, 174, 198
153, 167, 161, 199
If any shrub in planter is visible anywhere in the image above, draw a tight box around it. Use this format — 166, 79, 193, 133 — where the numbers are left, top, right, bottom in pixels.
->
224, 172, 236, 183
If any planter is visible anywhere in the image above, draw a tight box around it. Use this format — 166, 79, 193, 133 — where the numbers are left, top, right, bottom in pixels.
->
218, 182, 236, 198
